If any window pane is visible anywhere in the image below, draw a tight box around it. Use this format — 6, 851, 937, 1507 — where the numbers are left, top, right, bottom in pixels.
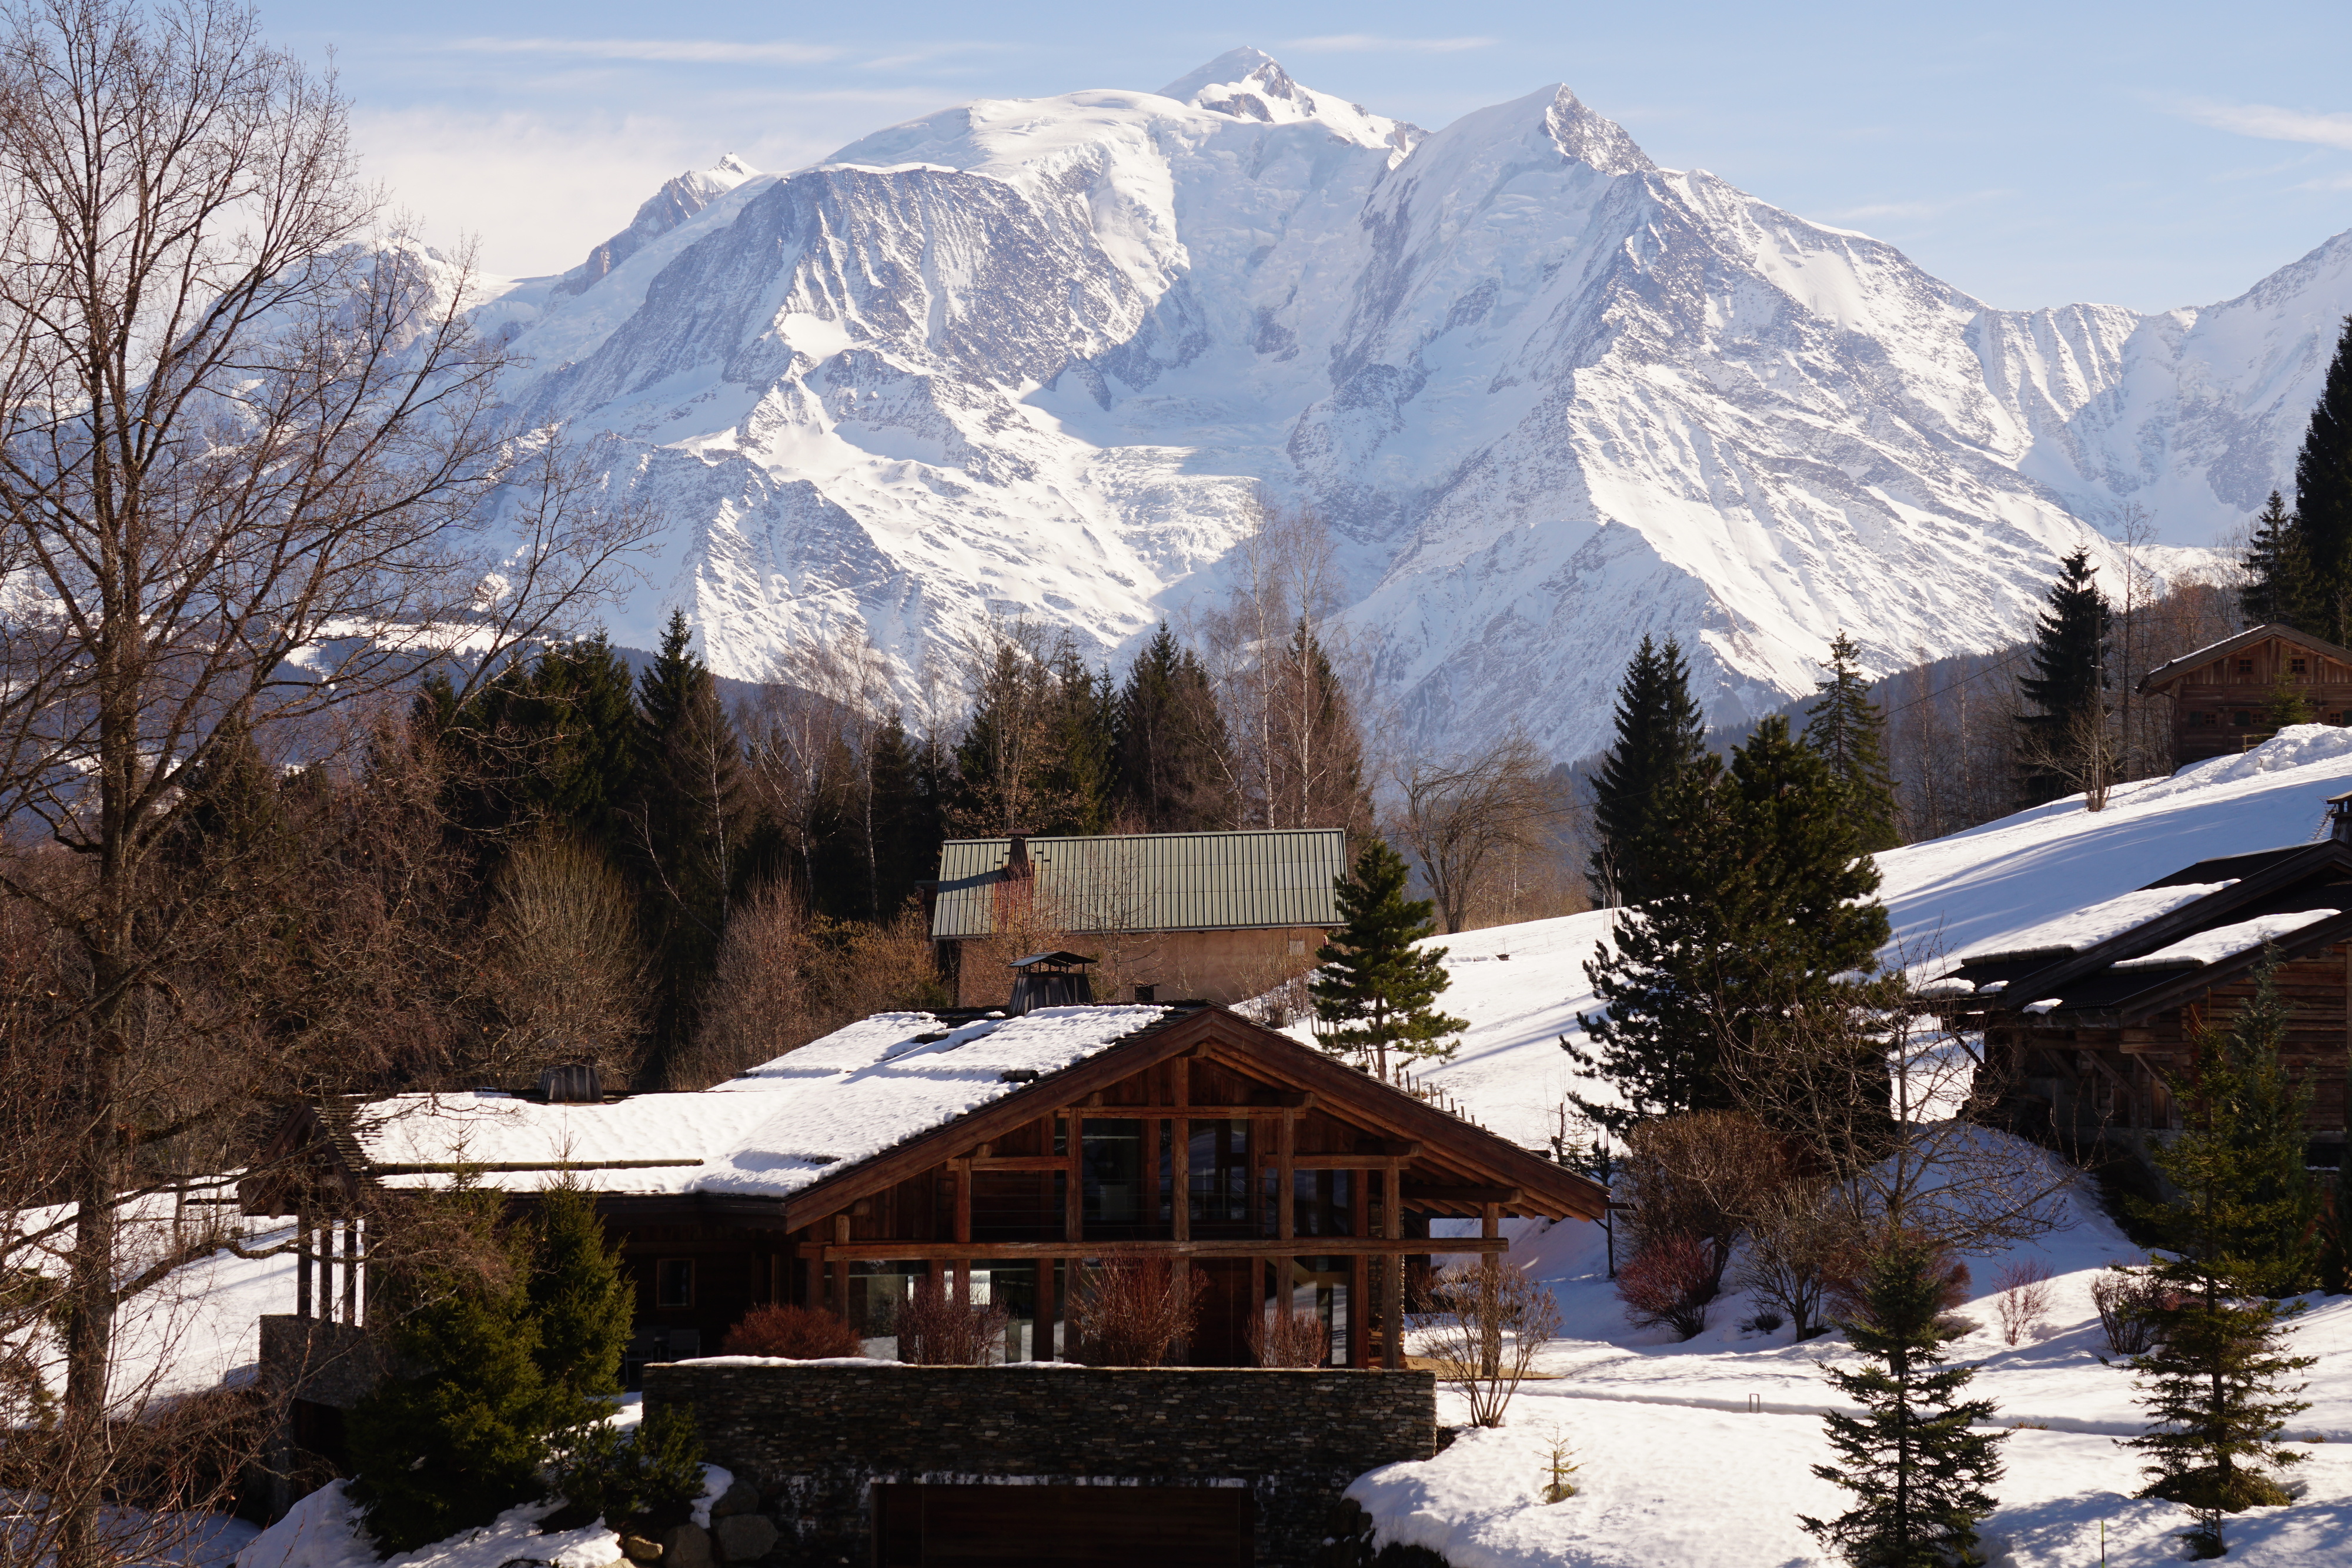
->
655, 1258, 694, 1308
1082, 1119, 1144, 1227
1188, 1119, 1253, 1229
848, 1261, 929, 1358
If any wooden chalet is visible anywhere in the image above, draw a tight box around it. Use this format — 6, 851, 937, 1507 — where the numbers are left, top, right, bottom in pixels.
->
1927, 793, 2352, 1161
928, 829, 1348, 1007
2137, 623, 2352, 767
244, 998, 1603, 1378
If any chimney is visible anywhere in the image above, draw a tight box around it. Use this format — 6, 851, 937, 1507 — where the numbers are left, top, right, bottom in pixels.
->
2331, 791, 2352, 844
1005, 832, 1033, 881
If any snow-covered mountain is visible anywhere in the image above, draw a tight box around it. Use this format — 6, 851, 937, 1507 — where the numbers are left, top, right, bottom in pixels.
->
468, 48, 2352, 757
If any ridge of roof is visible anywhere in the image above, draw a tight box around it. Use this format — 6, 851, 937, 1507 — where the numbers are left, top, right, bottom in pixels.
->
2136, 623, 2352, 694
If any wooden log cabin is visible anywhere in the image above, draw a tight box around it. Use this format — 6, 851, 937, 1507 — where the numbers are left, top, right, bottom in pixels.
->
244, 998, 1603, 1376
2137, 624, 2352, 767
1927, 793, 2352, 1166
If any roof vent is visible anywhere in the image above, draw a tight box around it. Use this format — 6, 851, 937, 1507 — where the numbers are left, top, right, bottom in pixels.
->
999, 1068, 1041, 1084
535, 1063, 602, 1104
1005, 950, 1096, 1015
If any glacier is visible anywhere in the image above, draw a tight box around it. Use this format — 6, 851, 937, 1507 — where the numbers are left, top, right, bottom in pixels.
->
458, 47, 2352, 759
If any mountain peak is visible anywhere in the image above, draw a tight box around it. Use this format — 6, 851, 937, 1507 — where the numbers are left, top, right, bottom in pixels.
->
1154, 46, 1285, 108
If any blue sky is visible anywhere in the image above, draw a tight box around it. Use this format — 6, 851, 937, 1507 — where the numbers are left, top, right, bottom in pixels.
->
259, 0, 2352, 312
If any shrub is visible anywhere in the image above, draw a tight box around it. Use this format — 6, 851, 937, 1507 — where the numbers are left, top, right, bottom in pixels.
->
897, 1276, 1012, 1365
1072, 1258, 1198, 1366
1732, 1181, 1854, 1340
1616, 1233, 1715, 1340
1825, 1234, 1969, 1324
2092, 1266, 2176, 1358
1993, 1259, 2056, 1346
1421, 1263, 1563, 1427
1248, 1305, 1331, 1368
1619, 1111, 1785, 1298
720, 1304, 862, 1360
552, 1403, 706, 1532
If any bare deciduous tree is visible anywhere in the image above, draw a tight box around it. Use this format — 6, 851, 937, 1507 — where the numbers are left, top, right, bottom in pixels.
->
482, 834, 646, 1087
0, 5, 650, 1563
1417, 1262, 1562, 1427
1391, 732, 1574, 934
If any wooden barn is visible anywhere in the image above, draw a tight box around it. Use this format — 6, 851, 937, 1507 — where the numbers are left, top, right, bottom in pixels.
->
243, 997, 1603, 1382
2137, 623, 2352, 767
1926, 793, 2352, 1165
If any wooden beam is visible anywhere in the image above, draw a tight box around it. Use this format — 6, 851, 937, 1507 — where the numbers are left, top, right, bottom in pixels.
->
1403, 1185, 1521, 1206
796, 1236, 1506, 1261
1171, 1058, 1191, 1245
830, 1213, 851, 1322
1294, 1147, 1420, 1170
1063, 1112, 1083, 1245
1277, 1108, 1295, 1242
967, 1155, 1066, 1171
1382, 1165, 1404, 1371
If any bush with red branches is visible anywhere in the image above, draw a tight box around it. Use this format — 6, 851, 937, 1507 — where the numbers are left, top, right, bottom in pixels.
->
1073, 1258, 1199, 1366
896, 1275, 1013, 1365
1248, 1305, 1331, 1368
1616, 1233, 1715, 1340
719, 1304, 863, 1360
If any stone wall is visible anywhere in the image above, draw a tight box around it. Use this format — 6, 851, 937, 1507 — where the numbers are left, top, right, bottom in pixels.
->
641, 1361, 1436, 1568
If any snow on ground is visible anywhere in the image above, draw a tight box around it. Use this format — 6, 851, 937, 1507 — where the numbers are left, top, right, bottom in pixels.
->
1396, 724, 2352, 1151
233, 1484, 622, 1568
1333, 730, 2352, 1565
1381, 1159, 2352, 1566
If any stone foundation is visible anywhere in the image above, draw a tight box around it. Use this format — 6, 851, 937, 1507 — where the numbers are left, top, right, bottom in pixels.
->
640, 1361, 1437, 1568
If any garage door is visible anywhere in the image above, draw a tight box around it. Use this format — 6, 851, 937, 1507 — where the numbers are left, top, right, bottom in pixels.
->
871, 1482, 1252, 1567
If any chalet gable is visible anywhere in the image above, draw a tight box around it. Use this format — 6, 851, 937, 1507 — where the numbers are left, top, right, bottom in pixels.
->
2137, 623, 2352, 700
1932, 831, 2352, 1028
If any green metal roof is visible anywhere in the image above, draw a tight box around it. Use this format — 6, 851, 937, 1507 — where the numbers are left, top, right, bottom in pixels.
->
930, 829, 1348, 939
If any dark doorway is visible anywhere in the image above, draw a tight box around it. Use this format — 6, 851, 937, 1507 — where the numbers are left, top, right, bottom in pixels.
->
1183, 1258, 1252, 1366
872, 1482, 1251, 1567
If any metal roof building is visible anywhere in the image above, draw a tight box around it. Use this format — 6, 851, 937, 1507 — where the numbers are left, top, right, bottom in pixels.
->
929, 828, 1348, 939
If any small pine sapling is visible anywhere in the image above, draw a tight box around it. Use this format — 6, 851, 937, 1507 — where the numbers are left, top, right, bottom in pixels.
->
1539, 1425, 1580, 1503
1800, 1235, 2007, 1568
553, 1403, 707, 1533
1993, 1259, 2056, 1347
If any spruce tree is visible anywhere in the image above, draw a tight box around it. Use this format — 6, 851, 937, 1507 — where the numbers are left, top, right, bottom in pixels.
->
2291, 312, 2352, 644
1568, 717, 1889, 1134
2241, 490, 2315, 633
1588, 636, 1708, 906
1800, 1235, 2007, 1568
529, 1182, 635, 1410
866, 713, 941, 919
2320, 1145, 2352, 1296
347, 1199, 562, 1552
1310, 840, 1466, 1075
2016, 548, 2112, 807
633, 611, 751, 1081
1803, 631, 1900, 852
1038, 646, 1117, 835
2126, 952, 2320, 1553
1116, 624, 1234, 831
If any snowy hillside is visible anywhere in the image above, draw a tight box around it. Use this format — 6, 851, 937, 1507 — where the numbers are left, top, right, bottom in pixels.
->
1339, 729, 2352, 1564
1411, 723, 2352, 1151
451, 46, 2352, 758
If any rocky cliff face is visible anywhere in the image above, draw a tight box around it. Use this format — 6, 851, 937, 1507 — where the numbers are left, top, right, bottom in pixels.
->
466, 47, 2352, 756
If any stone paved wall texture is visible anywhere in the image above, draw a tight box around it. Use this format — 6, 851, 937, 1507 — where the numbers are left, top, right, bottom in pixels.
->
641, 1362, 1438, 1568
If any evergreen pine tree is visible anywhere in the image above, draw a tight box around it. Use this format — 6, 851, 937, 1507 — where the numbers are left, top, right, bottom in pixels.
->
1115, 624, 1234, 831
1588, 636, 1708, 906
2125, 952, 2320, 1553
633, 611, 751, 1081
865, 712, 941, 919
1799, 1235, 2007, 1568
2015, 549, 2113, 807
2241, 490, 2316, 633
1568, 717, 1889, 1134
1310, 840, 1467, 1076
1038, 647, 1117, 835
1803, 631, 1900, 852
346, 1199, 561, 1552
528, 1182, 634, 1410
1271, 619, 1370, 830
2291, 312, 2352, 645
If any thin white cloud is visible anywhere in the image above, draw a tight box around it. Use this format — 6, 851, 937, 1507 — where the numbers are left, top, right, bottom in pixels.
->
447, 36, 843, 66
1820, 189, 2009, 223
2180, 99, 2352, 152
1278, 34, 1495, 54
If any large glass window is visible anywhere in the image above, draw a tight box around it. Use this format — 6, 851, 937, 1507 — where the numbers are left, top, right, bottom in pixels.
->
1082, 1119, 1145, 1228
1188, 1119, 1254, 1230
1264, 1255, 1349, 1366
970, 1262, 1042, 1362
847, 1261, 928, 1359
971, 1171, 1066, 1242
1293, 1169, 1354, 1236
654, 1258, 694, 1308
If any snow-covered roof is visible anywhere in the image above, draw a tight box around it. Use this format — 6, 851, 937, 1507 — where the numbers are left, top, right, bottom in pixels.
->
2112, 908, 2342, 970
1952, 882, 2234, 964
350, 1006, 1172, 1199
2136, 623, 2352, 693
